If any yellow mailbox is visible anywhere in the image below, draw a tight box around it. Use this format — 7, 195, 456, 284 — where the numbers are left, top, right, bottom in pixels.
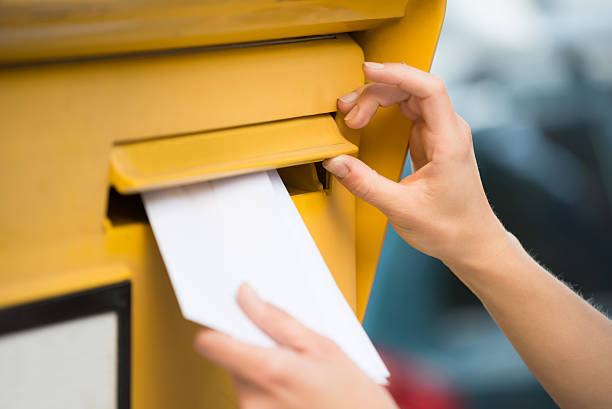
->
0, 1, 446, 408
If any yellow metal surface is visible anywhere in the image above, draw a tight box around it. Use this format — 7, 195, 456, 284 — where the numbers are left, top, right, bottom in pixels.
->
0, 189, 357, 409
0, 253, 130, 310
105, 187, 356, 409
0, 1, 446, 407
0, 0, 408, 63
0, 32, 365, 406
292, 186, 357, 308
111, 114, 357, 193
353, 0, 447, 319
0, 34, 362, 249
105, 224, 239, 409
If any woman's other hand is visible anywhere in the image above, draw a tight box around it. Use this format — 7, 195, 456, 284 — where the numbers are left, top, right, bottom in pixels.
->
194, 284, 398, 409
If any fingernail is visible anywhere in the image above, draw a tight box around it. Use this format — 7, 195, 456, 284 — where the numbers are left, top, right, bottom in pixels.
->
323, 157, 349, 178
364, 61, 385, 70
344, 104, 359, 122
338, 91, 359, 103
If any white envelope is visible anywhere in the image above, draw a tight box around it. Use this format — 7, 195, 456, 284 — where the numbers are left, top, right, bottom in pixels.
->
142, 170, 389, 384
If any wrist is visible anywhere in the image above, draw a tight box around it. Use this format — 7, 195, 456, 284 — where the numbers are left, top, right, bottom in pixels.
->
440, 216, 545, 307
442, 214, 514, 275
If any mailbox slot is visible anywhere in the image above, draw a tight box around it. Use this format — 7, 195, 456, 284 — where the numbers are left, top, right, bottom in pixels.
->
106, 161, 330, 227
110, 114, 357, 194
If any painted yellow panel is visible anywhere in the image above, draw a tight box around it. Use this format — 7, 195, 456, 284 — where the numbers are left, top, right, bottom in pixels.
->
0, 1, 408, 63
0, 1, 446, 407
0, 34, 363, 249
353, 0, 447, 319
104, 224, 239, 409
0, 261, 130, 310
292, 184, 357, 310
110, 114, 357, 193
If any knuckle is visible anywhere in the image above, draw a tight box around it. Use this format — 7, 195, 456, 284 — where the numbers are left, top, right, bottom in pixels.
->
457, 116, 471, 135
317, 337, 342, 356
353, 170, 377, 201
357, 87, 379, 108
261, 357, 289, 385
360, 83, 375, 96
355, 84, 377, 103
451, 140, 473, 162
285, 333, 307, 349
362, 84, 392, 106
250, 302, 273, 326
455, 117, 474, 158
236, 392, 251, 406
260, 302, 293, 327
351, 174, 374, 201
427, 74, 447, 95
260, 301, 276, 319
263, 302, 297, 329
242, 399, 266, 409
464, 121, 472, 135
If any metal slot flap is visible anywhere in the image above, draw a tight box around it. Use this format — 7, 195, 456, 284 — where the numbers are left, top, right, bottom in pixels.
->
110, 114, 357, 193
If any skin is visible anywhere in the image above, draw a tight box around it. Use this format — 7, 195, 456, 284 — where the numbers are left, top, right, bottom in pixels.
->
195, 62, 612, 409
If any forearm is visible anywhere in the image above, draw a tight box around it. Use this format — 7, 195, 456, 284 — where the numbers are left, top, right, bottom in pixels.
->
326, 62, 612, 407
447, 231, 612, 409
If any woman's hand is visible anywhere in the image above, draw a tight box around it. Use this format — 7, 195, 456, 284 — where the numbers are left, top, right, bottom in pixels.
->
194, 284, 398, 409
326, 63, 612, 409
324, 62, 508, 269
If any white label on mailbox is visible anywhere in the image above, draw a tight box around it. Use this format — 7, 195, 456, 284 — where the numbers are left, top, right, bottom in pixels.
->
0, 312, 117, 409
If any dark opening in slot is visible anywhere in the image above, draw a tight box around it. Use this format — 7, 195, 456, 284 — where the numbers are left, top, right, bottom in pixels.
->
277, 162, 328, 195
106, 188, 148, 227
106, 162, 328, 226
314, 161, 329, 190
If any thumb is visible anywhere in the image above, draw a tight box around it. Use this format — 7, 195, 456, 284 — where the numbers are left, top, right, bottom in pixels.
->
322, 155, 404, 214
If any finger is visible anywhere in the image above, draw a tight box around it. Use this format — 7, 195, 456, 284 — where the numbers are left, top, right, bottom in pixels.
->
231, 373, 267, 408
232, 373, 260, 397
232, 373, 292, 409
322, 155, 406, 215
237, 284, 328, 353
337, 85, 366, 113
194, 329, 277, 383
341, 83, 409, 129
407, 124, 429, 171
362, 62, 456, 134
456, 113, 472, 135
399, 95, 422, 121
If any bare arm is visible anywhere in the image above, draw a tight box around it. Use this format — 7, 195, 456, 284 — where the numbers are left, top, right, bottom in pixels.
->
194, 62, 612, 409
448, 232, 612, 409
326, 62, 612, 409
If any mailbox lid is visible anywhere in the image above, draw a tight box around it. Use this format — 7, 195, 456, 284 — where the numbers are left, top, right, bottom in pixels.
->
110, 114, 357, 193
0, 1, 409, 64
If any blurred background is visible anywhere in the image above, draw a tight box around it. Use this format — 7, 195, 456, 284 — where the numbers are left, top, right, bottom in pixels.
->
365, 0, 612, 408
